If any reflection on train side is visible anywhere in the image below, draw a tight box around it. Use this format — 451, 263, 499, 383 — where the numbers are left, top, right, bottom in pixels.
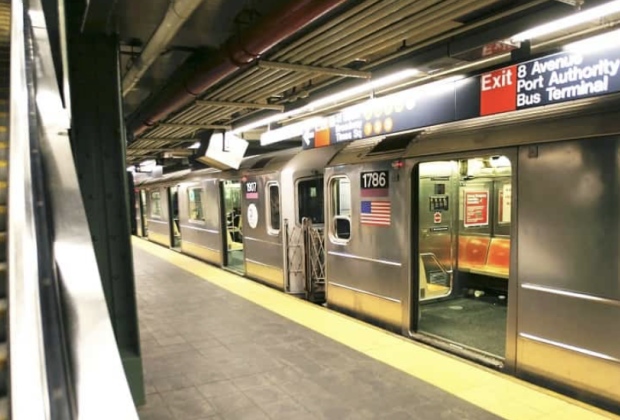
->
418, 155, 511, 358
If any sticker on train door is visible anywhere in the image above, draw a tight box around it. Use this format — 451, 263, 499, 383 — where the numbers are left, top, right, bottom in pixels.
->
247, 203, 258, 229
433, 212, 442, 224
464, 190, 489, 227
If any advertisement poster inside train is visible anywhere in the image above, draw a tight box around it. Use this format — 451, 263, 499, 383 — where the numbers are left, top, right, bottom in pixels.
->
499, 183, 512, 224
464, 190, 489, 227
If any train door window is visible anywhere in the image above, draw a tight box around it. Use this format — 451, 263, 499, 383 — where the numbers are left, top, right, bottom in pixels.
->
150, 191, 162, 218
298, 178, 324, 224
330, 177, 351, 242
188, 187, 205, 222
266, 182, 280, 235
415, 155, 512, 359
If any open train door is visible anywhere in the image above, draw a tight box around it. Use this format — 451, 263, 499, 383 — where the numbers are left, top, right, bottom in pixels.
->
412, 151, 517, 368
221, 180, 245, 273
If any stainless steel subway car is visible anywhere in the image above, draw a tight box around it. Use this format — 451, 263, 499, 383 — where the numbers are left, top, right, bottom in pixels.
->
136, 145, 343, 300
135, 96, 620, 412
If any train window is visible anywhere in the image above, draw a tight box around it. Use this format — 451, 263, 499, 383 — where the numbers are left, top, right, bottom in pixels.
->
330, 177, 351, 241
298, 178, 324, 224
266, 182, 280, 235
150, 191, 162, 218
188, 187, 205, 222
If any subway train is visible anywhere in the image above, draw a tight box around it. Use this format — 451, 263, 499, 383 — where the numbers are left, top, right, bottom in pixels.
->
134, 94, 620, 412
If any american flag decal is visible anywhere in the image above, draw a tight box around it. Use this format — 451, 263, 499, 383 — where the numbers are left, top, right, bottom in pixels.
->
361, 201, 391, 226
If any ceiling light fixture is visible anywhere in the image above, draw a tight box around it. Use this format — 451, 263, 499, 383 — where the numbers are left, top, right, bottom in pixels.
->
563, 27, 620, 53
511, 0, 620, 43
306, 68, 420, 110
232, 68, 419, 135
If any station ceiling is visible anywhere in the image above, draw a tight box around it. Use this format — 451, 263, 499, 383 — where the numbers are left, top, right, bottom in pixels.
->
83, 0, 614, 167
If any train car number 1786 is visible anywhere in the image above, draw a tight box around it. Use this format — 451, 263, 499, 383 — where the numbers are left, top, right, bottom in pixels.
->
360, 171, 389, 190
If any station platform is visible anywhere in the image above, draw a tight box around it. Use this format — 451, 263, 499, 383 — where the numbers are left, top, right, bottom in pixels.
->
132, 238, 618, 420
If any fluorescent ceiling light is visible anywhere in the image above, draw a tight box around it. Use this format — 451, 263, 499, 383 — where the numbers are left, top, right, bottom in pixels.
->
232, 68, 419, 135
260, 117, 323, 146
306, 68, 420, 110
187, 141, 201, 149
139, 159, 157, 169
511, 0, 620, 43
232, 108, 303, 135
564, 28, 620, 53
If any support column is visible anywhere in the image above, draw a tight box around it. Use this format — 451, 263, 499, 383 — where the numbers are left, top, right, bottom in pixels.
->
65, 0, 144, 406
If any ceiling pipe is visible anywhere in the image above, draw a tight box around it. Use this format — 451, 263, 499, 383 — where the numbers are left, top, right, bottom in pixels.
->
122, 0, 205, 96
128, 0, 350, 137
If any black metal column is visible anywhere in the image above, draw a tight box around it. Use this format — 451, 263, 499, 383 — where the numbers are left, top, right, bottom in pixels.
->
65, 1, 144, 406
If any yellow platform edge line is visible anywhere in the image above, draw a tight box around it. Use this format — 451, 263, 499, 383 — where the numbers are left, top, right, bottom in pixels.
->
133, 237, 619, 420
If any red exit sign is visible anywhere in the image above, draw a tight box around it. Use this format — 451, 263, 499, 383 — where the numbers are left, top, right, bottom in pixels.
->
480, 66, 517, 116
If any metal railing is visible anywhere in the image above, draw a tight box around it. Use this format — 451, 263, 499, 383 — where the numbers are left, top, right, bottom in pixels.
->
8, 0, 140, 419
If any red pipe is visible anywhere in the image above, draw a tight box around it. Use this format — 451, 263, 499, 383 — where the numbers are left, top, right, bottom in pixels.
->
129, 0, 350, 137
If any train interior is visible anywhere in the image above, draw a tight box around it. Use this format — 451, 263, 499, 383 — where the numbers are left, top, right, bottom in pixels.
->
417, 155, 512, 359
222, 180, 244, 273
168, 186, 182, 250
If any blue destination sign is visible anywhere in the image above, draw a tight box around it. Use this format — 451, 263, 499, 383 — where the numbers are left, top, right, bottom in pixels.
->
301, 43, 620, 149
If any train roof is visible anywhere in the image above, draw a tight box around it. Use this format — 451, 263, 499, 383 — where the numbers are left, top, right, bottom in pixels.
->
327, 133, 415, 166
134, 145, 345, 187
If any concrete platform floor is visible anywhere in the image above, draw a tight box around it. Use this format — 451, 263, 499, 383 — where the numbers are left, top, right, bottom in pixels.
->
132, 238, 617, 420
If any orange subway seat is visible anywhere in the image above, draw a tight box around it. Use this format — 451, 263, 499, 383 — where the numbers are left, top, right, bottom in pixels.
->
485, 237, 510, 274
458, 236, 490, 270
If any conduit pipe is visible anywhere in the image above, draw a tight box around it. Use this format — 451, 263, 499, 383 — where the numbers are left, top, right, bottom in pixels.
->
122, 0, 205, 96
140, 0, 496, 138
129, 0, 350, 136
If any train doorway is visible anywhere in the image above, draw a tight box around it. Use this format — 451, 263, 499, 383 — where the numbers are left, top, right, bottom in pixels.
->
222, 180, 244, 273
168, 185, 182, 250
413, 154, 513, 360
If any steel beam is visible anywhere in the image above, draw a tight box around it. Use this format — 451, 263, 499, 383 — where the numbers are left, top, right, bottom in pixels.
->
195, 100, 285, 111
257, 60, 372, 79
66, 7, 144, 405
159, 123, 231, 130
553, 0, 583, 7
130, 137, 198, 144
128, 148, 195, 153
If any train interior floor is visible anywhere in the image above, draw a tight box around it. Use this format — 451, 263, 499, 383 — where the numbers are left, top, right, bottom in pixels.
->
132, 238, 617, 420
419, 296, 507, 357
226, 249, 245, 274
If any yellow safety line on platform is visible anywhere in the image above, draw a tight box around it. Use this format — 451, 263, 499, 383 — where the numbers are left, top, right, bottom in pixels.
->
133, 237, 619, 420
